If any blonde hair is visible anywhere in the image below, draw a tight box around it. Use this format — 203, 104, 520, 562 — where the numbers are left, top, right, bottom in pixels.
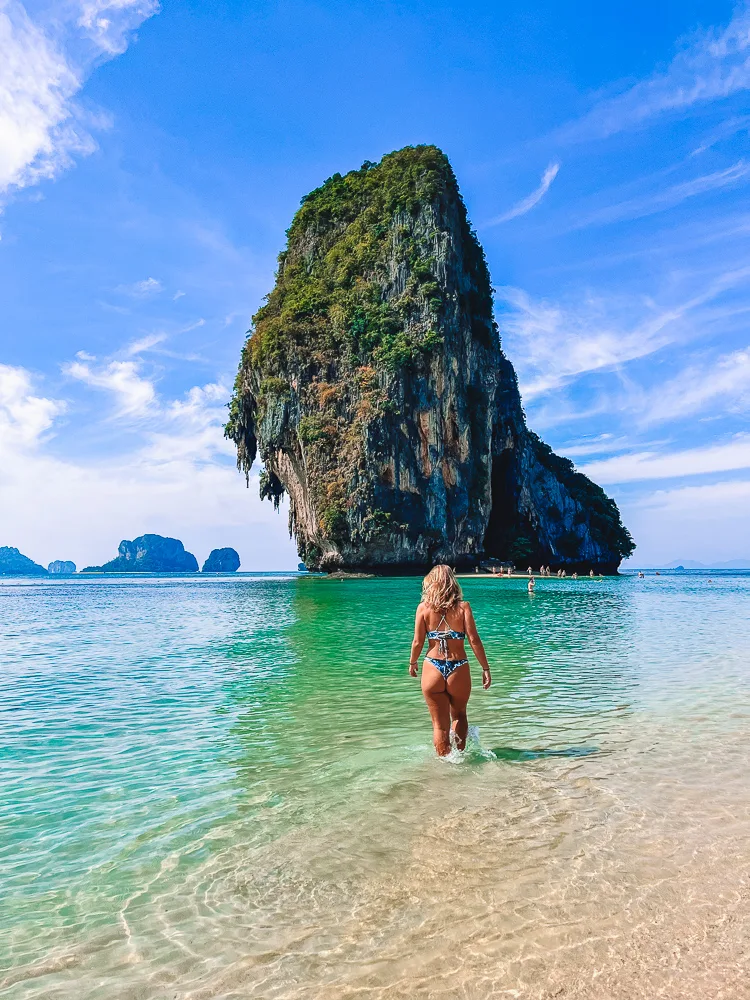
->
422, 564, 463, 611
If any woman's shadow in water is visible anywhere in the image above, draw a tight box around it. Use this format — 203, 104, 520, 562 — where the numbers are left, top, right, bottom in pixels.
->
489, 745, 601, 762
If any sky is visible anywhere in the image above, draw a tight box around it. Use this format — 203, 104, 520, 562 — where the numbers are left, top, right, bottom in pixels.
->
2, 0, 750, 569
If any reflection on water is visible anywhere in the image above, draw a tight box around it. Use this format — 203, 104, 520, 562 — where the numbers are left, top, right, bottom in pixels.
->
1, 572, 749, 998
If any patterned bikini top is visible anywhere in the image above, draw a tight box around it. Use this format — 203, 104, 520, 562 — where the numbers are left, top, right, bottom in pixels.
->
426, 612, 466, 659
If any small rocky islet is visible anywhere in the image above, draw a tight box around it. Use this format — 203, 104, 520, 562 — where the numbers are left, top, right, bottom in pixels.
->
202, 548, 242, 572
48, 560, 77, 575
0, 547, 48, 576
226, 145, 635, 573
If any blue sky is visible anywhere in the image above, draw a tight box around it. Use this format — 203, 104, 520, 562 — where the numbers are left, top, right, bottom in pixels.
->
2, 0, 750, 569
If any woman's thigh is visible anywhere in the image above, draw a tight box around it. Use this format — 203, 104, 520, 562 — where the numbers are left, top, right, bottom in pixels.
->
421, 659, 451, 730
446, 662, 471, 713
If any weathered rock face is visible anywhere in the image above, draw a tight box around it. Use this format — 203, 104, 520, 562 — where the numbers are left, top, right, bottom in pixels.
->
48, 560, 76, 574
227, 146, 634, 572
0, 546, 47, 575
82, 535, 199, 573
202, 547, 241, 572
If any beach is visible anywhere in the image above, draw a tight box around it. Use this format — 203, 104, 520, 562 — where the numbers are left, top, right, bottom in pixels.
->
2, 572, 749, 998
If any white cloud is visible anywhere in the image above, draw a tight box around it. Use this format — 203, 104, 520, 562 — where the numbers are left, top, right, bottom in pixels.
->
563, 5, 750, 141
0, 362, 65, 448
488, 162, 560, 225
0, 363, 297, 569
580, 434, 750, 483
0, 2, 87, 193
0, 0, 158, 199
63, 358, 157, 417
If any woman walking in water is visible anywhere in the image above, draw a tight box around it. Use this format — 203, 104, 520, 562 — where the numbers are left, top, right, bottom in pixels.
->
409, 565, 492, 755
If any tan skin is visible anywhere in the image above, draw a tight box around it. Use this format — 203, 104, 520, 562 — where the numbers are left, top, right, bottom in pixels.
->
409, 601, 491, 756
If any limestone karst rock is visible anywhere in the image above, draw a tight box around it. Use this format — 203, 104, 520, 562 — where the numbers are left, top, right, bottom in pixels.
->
0, 546, 48, 575
202, 547, 241, 572
226, 146, 634, 572
82, 535, 199, 573
48, 560, 76, 574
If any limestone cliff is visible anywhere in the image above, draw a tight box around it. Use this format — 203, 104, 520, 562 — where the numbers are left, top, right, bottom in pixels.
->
227, 146, 634, 572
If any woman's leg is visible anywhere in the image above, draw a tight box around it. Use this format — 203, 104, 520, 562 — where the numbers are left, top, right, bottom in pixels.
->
421, 660, 452, 755
446, 663, 471, 751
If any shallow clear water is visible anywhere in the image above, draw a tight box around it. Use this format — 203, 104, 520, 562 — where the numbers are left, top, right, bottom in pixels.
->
1, 572, 749, 998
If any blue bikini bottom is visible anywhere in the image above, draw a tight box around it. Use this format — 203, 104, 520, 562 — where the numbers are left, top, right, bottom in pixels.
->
427, 657, 468, 679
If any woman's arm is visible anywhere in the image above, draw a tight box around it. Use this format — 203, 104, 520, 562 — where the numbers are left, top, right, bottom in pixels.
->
463, 602, 491, 689
409, 603, 427, 676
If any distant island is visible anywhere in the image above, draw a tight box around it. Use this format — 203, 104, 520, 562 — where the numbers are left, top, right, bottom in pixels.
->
48, 560, 76, 574
0, 536, 246, 575
83, 535, 199, 573
202, 547, 241, 572
660, 558, 750, 570
0, 546, 47, 576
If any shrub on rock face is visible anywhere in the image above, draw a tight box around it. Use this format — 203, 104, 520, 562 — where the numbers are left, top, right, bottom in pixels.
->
202, 548, 241, 573
48, 560, 76, 574
82, 535, 199, 573
0, 547, 48, 576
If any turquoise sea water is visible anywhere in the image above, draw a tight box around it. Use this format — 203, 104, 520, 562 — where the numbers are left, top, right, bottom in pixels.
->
2, 572, 749, 998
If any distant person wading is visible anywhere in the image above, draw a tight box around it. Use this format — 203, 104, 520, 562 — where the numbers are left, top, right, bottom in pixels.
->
409, 565, 492, 755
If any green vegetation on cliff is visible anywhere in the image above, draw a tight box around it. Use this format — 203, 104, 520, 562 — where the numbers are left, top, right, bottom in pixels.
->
245, 145, 489, 373
226, 146, 491, 544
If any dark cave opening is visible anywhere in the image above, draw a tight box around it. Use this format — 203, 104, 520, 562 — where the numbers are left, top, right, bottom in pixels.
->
484, 451, 516, 560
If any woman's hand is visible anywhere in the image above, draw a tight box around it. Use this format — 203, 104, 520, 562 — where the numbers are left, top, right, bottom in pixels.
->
482, 667, 492, 690
409, 661, 419, 677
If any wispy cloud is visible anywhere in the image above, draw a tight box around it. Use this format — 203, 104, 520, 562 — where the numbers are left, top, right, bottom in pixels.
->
125, 333, 168, 355
0, 0, 158, 199
691, 114, 750, 155
118, 276, 163, 297
639, 477, 750, 512
578, 161, 750, 228
487, 162, 560, 225
638, 347, 750, 425
500, 265, 750, 400
561, 5, 750, 141
77, 0, 159, 55
580, 434, 750, 483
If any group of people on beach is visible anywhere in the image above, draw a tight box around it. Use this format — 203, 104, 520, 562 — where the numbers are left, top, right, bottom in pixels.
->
526, 566, 600, 592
